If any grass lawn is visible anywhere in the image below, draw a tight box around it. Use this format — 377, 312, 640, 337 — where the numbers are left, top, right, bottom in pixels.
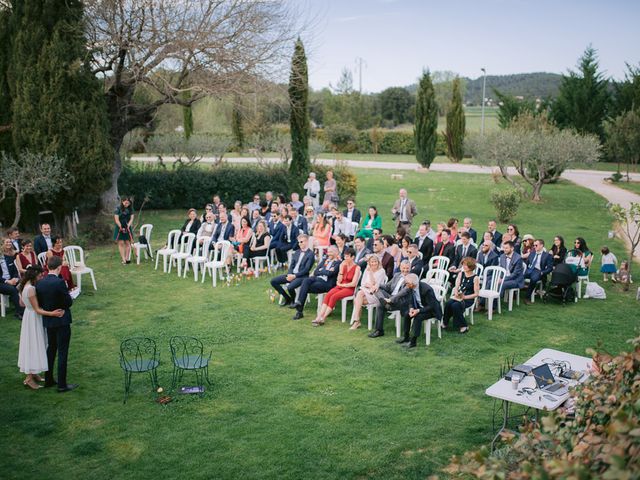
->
0, 169, 636, 480
615, 181, 640, 196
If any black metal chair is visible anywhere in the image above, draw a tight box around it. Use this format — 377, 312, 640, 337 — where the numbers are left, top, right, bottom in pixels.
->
119, 337, 160, 404
169, 336, 212, 391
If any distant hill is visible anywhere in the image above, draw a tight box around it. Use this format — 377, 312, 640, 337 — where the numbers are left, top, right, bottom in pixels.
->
463, 72, 563, 104
404, 72, 564, 105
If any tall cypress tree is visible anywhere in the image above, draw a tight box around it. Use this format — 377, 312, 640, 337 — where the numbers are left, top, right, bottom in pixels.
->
231, 98, 244, 153
414, 71, 438, 168
8, 0, 112, 211
0, 4, 12, 151
550, 46, 610, 141
288, 38, 310, 177
182, 89, 193, 140
444, 77, 465, 162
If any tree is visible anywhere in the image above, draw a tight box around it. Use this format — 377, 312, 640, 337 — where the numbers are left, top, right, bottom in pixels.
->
610, 203, 640, 281
5, 0, 113, 214
83, 0, 296, 210
612, 63, 640, 116
550, 46, 610, 141
414, 71, 438, 168
379, 87, 413, 126
0, 2, 11, 151
231, 98, 245, 153
605, 110, 640, 178
470, 114, 601, 201
444, 77, 465, 162
288, 38, 310, 177
494, 88, 537, 129
182, 90, 193, 140
0, 151, 70, 228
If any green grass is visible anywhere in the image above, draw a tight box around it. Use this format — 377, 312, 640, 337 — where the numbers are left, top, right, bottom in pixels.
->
615, 181, 640, 196
0, 169, 636, 480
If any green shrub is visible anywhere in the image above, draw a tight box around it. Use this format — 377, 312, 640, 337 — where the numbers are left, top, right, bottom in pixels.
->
118, 161, 358, 209
491, 188, 522, 223
379, 130, 415, 155
446, 335, 640, 479
325, 124, 359, 153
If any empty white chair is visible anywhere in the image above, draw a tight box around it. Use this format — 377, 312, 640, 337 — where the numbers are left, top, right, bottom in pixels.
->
183, 236, 213, 281
64, 246, 97, 290
133, 224, 154, 264
424, 268, 450, 288
169, 233, 195, 276
203, 241, 232, 287
155, 229, 181, 272
37, 252, 48, 267
429, 255, 450, 271
0, 294, 8, 317
503, 286, 520, 311
478, 266, 507, 320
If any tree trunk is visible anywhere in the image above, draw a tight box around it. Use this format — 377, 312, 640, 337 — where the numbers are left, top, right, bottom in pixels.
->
100, 147, 122, 213
10, 191, 22, 228
531, 181, 543, 202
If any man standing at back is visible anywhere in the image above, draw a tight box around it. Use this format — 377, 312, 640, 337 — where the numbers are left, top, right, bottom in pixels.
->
36, 256, 78, 392
392, 188, 417, 235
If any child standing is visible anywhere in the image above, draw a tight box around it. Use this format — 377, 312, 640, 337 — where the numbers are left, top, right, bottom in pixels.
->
600, 246, 617, 281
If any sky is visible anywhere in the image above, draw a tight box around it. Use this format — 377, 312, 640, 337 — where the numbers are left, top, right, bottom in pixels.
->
297, 0, 640, 93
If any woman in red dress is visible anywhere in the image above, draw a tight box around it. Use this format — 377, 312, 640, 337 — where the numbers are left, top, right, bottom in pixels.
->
16, 239, 38, 276
45, 237, 75, 290
312, 248, 361, 326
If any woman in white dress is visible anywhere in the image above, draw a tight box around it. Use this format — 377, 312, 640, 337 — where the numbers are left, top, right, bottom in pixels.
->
17, 265, 64, 390
349, 255, 387, 329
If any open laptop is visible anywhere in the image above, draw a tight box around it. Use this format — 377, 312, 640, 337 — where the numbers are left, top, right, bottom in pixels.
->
531, 363, 568, 396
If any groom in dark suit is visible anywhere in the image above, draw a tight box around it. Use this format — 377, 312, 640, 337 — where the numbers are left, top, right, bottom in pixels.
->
36, 256, 78, 393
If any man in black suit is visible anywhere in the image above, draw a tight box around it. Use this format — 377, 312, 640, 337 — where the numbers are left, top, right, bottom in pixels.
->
270, 215, 299, 264
270, 234, 315, 306
433, 229, 455, 268
36, 256, 77, 392
34, 223, 54, 256
343, 199, 361, 225
366, 228, 382, 252
413, 222, 434, 267
353, 237, 371, 270
7, 227, 23, 253
462, 218, 477, 244
488, 220, 502, 248
405, 244, 424, 276
0, 245, 24, 319
397, 274, 443, 348
373, 238, 394, 280
368, 261, 411, 337
290, 246, 341, 320
524, 239, 554, 304
450, 232, 478, 272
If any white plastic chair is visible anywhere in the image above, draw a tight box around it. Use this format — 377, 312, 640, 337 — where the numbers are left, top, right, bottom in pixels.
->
424, 268, 450, 288
251, 249, 272, 277
203, 241, 232, 287
183, 236, 213, 281
155, 229, 181, 272
350, 221, 359, 238
0, 294, 8, 317
169, 233, 195, 276
478, 266, 507, 320
429, 255, 450, 271
64, 246, 97, 290
37, 252, 48, 267
503, 287, 520, 311
474, 263, 484, 279
133, 224, 154, 264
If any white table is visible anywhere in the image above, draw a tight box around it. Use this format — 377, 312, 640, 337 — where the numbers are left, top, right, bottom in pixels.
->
485, 348, 591, 450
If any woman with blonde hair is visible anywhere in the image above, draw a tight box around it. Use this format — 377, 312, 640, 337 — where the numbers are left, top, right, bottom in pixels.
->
349, 255, 387, 330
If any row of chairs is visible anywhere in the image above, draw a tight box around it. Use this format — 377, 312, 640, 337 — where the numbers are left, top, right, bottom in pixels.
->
119, 335, 212, 403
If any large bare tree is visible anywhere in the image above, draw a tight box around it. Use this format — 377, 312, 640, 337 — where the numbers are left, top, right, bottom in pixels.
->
84, 0, 297, 210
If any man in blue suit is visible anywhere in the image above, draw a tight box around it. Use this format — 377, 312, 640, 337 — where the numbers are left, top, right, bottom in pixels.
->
270, 234, 315, 307
270, 215, 299, 264
498, 241, 525, 293
289, 207, 308, 235
290, 245, 342, 320
211, 211, 235, 243
488, 220, 502, 249
524, 239, 554, 304
36, 256, 78, 393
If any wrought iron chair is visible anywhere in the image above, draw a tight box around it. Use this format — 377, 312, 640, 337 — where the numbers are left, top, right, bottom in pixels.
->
119, 337, 160, 404
169, 336, 212, 392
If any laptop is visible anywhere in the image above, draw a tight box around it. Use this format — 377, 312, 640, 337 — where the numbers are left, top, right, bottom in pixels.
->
531, 363, 568, 396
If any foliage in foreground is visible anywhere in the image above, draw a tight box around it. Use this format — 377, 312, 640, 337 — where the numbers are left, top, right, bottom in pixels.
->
446, 334, 640, 479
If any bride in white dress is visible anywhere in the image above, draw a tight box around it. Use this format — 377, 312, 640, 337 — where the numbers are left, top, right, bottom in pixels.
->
17, 265, 64, 390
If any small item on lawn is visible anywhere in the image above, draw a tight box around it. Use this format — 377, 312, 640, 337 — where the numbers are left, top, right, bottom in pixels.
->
179, 385, 205, 394
157, 387, 163, 393
156, 395, 172, 405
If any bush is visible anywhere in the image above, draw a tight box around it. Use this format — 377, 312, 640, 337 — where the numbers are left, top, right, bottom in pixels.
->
325, 124, 359, 153
446, 334, 640, 479
491, 188, 522, 223
118, 161, 358, 209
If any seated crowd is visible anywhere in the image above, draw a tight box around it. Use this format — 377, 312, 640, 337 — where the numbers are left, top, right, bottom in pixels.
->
1, 224, 78, 320
157, 180, 604, 349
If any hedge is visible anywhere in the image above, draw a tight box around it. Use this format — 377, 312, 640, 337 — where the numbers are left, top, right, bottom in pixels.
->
118, 162, 358, 210
317, 127, 446, 155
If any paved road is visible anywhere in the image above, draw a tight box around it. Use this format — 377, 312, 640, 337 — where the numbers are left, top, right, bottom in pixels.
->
135, 155, 640, 256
